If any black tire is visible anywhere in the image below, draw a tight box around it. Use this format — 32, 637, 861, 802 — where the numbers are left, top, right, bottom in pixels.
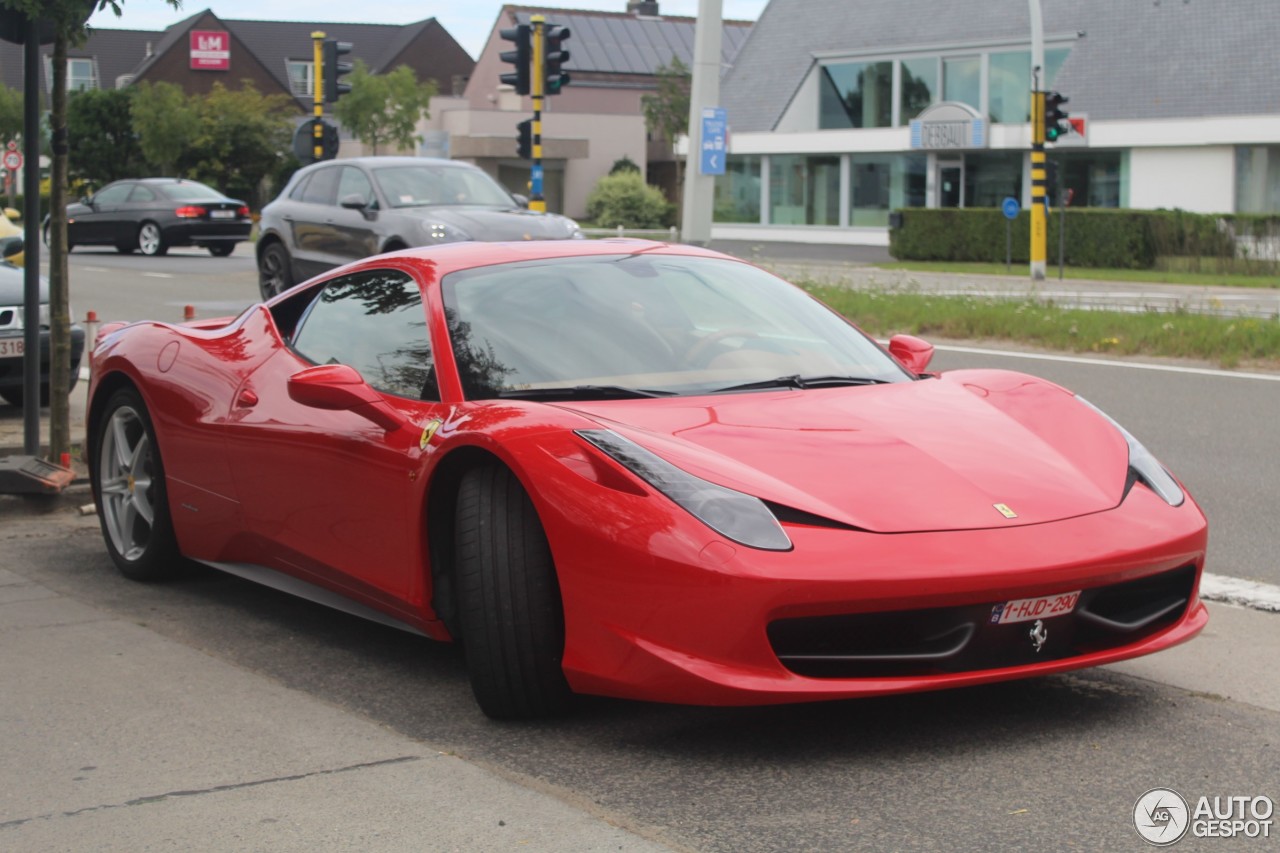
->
137, 221, 168, 256
91, 387, 181, 581
43, 223, 73, 252
0, 385, 50, 407
258, 242, 294, 299
455, 465, 571, 719
208, 244, 235, 257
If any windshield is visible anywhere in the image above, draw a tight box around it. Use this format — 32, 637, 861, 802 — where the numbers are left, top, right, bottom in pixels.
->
442, 254, 910, 400
371, 165, 515, 209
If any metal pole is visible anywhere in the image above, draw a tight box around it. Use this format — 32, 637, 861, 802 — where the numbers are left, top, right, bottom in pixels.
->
21, 18, 41, 455
1006, 219, 1012, 273
1058, 161, 1066, 280
1028, 0, 1046, 281
529, 15, 546, 213
680, 0, 723, 245
312, 32, 325, 162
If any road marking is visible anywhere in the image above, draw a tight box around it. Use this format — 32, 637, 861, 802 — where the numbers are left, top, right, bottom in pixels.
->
142, 272, 174, 279
934, 343, 1280, 381
1201, 573, 1280, 613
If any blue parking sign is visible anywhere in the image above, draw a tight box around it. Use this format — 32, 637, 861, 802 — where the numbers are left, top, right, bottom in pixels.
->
700, 107, 727, 176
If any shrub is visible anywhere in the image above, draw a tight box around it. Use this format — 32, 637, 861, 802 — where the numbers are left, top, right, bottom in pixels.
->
585, 171, 670, 228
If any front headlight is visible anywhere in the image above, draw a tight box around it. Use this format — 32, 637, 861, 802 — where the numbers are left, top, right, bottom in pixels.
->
577, 429, 792, 551
422, 221, 471, 243
1077, 397, 1185, 506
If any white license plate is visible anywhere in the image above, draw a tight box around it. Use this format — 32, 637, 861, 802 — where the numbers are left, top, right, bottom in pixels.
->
210, 209, 235, 219
0, 337, 23, 358
990, 591, 1080, 624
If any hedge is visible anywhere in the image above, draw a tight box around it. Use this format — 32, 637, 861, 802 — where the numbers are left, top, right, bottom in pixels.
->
889, 208, 1280, 271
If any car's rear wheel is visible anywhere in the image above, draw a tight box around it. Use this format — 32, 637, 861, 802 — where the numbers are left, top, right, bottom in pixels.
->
258, 242, 293, 299
207, 244, 234, 257
454, 464, 571, 719
92, 388, 181, 581
137, 222, 168, 256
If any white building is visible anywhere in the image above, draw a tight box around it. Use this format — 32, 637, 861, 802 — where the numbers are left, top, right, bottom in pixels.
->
713, 0, 1280, 246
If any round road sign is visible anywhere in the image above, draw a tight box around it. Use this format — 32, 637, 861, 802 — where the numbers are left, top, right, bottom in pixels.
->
2, 150, 22, 171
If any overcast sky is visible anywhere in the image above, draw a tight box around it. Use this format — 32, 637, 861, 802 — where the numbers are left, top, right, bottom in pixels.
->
89, 1, 769, 61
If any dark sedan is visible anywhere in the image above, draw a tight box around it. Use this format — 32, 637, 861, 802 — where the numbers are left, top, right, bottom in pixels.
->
0, 260, 83, 406
255, 156, 583, 299
49, 178, 252, 257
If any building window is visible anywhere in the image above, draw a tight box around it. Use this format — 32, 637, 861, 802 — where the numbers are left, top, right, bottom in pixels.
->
288, 61, 315, 97
942, 56, 980, 111
1052, 151, 1124, 208
963, 152, 1023, 208
819, 61, 893, 129
988, 47, 1070, 124
714, 155, 763, 223
1235, 147, 1280, 213
899, 57, 937, 124
770, 154, 840, 225
68, 58, 97, 91
850, 154, 926, 227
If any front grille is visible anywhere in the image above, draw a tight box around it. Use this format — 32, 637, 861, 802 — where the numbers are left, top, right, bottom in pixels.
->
768, 565, 1196, 679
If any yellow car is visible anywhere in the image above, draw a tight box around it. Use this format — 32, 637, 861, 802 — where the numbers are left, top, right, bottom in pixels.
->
0, 207, 24, 266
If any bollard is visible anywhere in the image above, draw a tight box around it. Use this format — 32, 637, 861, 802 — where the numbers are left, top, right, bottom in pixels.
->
184, 304, 195, 322
84, 310, 99, 377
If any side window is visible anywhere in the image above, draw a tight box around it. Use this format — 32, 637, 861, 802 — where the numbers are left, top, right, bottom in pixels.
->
337, 167, 376, 207
298, 167, 339, 205
93, 184, 133, 204
129, 185, 158, 202
291, 269, 438, 400
288, 173, 312, 201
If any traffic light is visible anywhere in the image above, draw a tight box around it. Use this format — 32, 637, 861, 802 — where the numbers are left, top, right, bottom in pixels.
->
292, 118, 339, 164
516, 118, 532, 159
1044, 91, 1070, 142
544, 23, 571, 95
500, 23, 531, 95
323, 39, 353, 103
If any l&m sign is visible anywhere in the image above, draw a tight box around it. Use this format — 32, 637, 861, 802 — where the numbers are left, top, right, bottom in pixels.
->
190, 30, 230, 71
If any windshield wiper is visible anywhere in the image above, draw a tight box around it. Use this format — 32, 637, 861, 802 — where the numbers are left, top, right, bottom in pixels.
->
498, 385, 677, 401
711, 374, 890, 394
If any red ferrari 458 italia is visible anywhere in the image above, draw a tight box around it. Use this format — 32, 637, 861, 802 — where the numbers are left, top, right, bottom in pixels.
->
87, 240, 1208, 718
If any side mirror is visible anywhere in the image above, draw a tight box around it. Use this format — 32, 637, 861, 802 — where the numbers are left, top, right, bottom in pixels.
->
888, 334, 935, 374
287, 364, 404, 432
339, 193, 368, 210
511, 193, 529, 209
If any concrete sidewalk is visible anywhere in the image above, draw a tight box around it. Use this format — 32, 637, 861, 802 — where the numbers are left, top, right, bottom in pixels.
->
0, 559, 673, 851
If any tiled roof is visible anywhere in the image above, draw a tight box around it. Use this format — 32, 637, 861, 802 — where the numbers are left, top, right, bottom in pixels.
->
507, 5, 751, 76
722, 0, 1280, 132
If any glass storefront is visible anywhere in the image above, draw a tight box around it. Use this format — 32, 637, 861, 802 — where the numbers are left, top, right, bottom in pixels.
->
769, 154, 841, 225
1236, 146, 1280, 213
963, 152, 1023, 208
851, 154, 926, 225
713, 154, 763, 223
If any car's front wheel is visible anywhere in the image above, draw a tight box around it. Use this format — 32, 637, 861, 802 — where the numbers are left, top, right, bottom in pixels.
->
92, 387, 181, 581
258, 242, 294, 299
455, 465, 571, 719
137, 221, 168, 256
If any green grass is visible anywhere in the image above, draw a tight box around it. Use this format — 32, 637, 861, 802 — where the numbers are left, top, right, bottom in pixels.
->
804, 285, 1280, 370
876, 260, 1280, 289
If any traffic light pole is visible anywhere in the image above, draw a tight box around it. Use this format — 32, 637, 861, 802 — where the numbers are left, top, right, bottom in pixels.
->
1028, 0, 1046, 281
312, 31, 325, 163
529, 15, 546, 213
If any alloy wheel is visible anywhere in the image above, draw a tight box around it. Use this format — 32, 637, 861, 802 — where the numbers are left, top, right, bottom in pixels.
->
98, 405, 157, 562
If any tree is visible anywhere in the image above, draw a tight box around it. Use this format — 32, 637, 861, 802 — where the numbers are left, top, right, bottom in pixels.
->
67, 87, 142, 186
332, 61, 436, 155
641, 56, 691, 226
186, 82, 294, 208
2, 0, 178, 465
0, 85, 22, 146
131, 81, 199, 176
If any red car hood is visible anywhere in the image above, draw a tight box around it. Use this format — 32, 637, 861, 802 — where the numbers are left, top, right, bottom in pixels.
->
557, 370, 1131, 534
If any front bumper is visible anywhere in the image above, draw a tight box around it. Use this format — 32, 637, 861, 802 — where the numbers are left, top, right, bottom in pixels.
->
0, 325, 86, 391
534, 460, 1209, 707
